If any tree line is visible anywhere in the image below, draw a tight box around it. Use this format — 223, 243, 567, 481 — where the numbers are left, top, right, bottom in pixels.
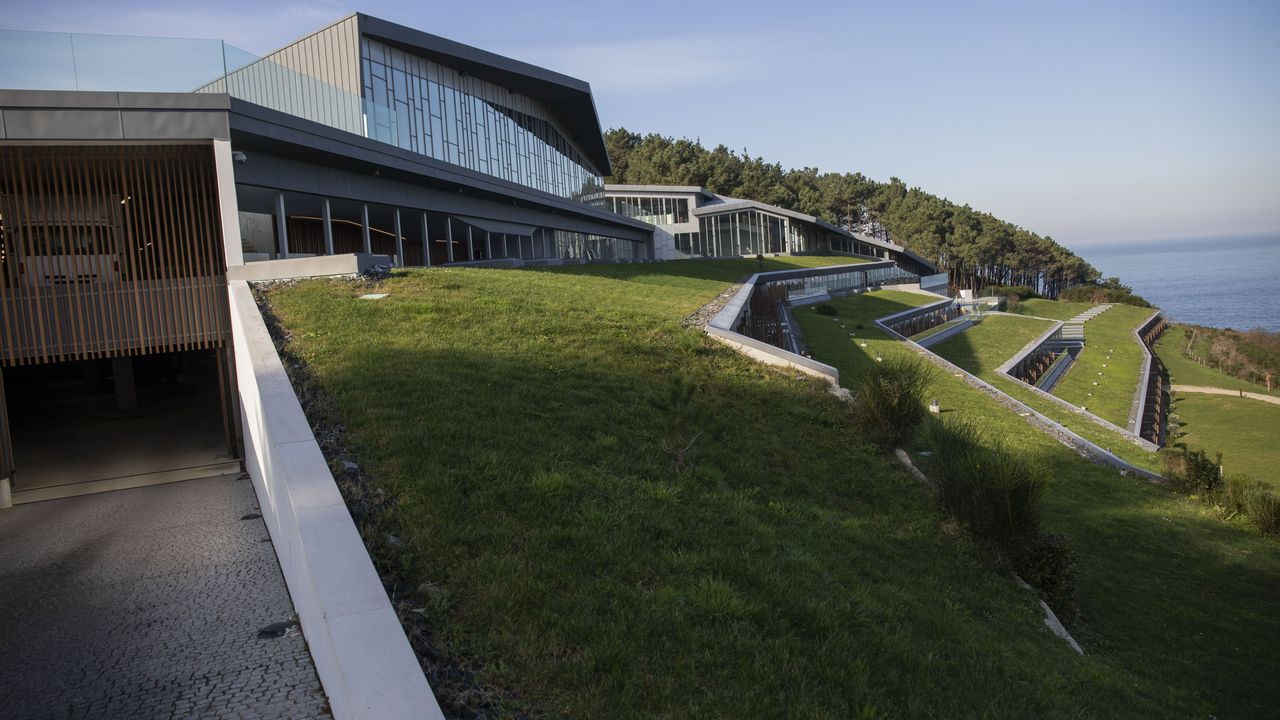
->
604, 129, 1101, 296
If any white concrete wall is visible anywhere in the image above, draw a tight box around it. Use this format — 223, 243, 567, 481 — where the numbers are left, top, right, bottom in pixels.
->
228, 280, 443, 720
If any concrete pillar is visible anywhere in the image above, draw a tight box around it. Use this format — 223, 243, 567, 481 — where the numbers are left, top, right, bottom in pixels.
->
421, 211, 431, 267
445, 218, 454, 263
112, 356, 137, 412
485, 231, 492, 260
322, 198, 334, 256
0, 477, 10, 510
466, 225, 474, 261
274, 191, 289, 259
361, 204, 372, 254
393, 208, 404, 267
211, 139, 245, 269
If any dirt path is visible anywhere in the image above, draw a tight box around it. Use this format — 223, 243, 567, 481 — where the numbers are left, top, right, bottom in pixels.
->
1172, 384, 1280, 406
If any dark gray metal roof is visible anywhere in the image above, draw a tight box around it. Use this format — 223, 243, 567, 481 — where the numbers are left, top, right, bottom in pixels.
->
357, 14, 612, 176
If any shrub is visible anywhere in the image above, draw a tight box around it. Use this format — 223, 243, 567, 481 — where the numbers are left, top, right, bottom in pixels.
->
813, 303, 838, 316
653, 374, 708, 473
1224, 473, 1280, 536
980, 285, 1038, 300
924, 419, 1047, 547
922, 418, 1076, 620
1161, 447, 1222, 495
849, 355, 936, 451
1058, 281, 1151, 308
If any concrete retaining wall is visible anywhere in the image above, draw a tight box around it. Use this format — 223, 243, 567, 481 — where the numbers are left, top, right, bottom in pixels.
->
228, 280, 443, 720
1128, 311, 1164, 434
873, 313, 1163, 481
228, 253, 392, 282
915, 318, 975, 349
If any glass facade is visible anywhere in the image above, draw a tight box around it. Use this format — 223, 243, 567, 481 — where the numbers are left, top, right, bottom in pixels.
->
768, 265, 919, 302
606, 195, 690, 224
830, 235, 882, 257
695, 210, 789, 256
361, 37, 603, 200
551, 230, 643, 261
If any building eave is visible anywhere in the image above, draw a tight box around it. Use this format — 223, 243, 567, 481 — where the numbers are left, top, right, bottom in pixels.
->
357, 14, 612, 176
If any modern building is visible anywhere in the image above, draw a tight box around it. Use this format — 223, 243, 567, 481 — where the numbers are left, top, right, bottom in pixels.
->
601, 184, 937, 275
0, 14, 657, 505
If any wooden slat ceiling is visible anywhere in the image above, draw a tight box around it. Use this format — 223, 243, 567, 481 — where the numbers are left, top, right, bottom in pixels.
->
0, 144, 229, 366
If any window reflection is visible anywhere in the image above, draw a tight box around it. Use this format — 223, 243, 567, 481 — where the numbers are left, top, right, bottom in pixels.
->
360, 37, 603, 200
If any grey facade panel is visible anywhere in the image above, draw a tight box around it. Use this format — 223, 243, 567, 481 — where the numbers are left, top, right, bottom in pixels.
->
116, 92, 231, 110
0, 90, 229, 111
1, 109, 124, 139
121, 110, 230, 139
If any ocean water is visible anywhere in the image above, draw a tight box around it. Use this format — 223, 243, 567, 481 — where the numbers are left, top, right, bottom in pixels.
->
1074, 234, 1280, 332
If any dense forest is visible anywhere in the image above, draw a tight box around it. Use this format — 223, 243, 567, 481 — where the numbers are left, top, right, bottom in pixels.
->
604, 129, 1102, 296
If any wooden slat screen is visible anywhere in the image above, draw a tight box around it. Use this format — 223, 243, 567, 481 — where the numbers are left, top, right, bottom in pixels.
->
0, 144, 229, 366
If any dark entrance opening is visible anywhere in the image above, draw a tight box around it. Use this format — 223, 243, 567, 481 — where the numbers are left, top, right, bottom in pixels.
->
0, 348, 238, 503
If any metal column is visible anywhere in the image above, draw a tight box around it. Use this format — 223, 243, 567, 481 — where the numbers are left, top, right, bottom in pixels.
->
394, 208, 404, 267
361, 204, 372, 254
422, 211, 431, 267
322, 198, 334, 255
274, 191, 289, 259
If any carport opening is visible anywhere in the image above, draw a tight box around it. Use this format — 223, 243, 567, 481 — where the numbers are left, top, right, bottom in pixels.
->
1, 349, 237, 496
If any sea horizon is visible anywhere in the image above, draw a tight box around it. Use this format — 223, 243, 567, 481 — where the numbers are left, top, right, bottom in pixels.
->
1073, 233, 1280, 332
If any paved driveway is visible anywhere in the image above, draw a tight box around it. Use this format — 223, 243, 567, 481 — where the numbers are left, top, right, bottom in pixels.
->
0, 475, 329, 719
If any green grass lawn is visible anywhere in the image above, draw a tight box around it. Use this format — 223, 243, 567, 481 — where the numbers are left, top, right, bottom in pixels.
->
929, 314, 1055, 375
264, 262, 1277, 718
1156, 325, 1279, 396
1010, 298, 1097, 320
910, 308, 1158, 470
1169, 394, 1280, 488
1049, 304, 1154, 427
794, 292, 1280, 720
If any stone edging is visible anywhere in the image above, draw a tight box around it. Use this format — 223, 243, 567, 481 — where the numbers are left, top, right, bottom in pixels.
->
228, 280, 444, 720
991, 312, 1159, 452
1128, 310, 1164, 433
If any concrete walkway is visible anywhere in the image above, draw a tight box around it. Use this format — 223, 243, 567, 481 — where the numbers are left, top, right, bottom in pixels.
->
0, 475, 329, 719
1173, 384, 1280, 406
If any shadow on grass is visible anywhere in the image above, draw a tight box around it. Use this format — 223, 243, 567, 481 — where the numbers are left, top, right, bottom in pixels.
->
794, 291, 1280, 719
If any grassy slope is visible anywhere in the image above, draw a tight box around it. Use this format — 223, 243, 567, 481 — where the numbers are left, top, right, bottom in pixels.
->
1155, 327, 1280, 487
1011, 298, 1096, 320
1157, 326, 1279, 396
1170, 394, 1280, 487
268, 261, 1247, 719
1051, 304, 1154, 426
913, 305, 1158, 470
929, 314, 1055, 375
795, 293, 1280, 720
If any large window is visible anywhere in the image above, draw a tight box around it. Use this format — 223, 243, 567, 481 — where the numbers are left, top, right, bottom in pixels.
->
550, 230, 643, 260
361, 38, 603, 200
606, 196, 690, 224
696, 210, 789, 257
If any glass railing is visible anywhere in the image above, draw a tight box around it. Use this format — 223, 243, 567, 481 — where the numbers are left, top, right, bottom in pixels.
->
0, 29, 257, 93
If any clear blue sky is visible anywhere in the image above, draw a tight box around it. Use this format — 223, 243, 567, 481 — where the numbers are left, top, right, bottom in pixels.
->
7, 0, 1278, 248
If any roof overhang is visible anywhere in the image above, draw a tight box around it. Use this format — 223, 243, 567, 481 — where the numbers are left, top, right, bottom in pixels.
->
603, 184, 718, 200
357, 14, 612, 177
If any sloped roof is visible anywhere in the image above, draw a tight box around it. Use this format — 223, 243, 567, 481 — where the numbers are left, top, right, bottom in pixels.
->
358, 14, 612, 176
